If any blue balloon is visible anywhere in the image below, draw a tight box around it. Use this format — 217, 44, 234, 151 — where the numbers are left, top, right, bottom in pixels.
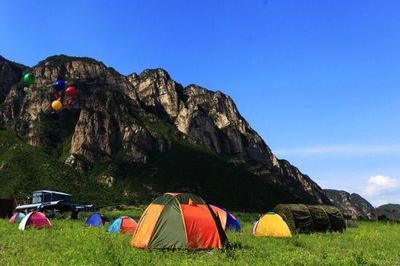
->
54, 80, 66, 91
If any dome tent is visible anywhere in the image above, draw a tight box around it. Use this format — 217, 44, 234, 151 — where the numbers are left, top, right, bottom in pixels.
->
210, 205, 241, 232
9, 212, 26, 224
131, 192, 228, 249
85, 213, 105, 227
108, 216, 138, 234
18, 212, 52, 230
252, 212, 292, 238
273, 204, 346, 233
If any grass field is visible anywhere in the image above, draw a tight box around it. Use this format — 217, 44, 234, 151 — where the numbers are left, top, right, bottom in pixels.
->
0, 211, 399, 266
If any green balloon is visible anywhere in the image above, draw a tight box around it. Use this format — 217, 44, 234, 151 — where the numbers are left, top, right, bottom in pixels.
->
23, 73, 35, 85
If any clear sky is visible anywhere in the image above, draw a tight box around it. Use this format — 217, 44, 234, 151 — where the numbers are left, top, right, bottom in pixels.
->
1, 0, 399, 206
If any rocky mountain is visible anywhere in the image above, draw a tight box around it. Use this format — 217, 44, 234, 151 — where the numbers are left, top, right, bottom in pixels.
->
377, 204, 400, 221
0, 56, 26, 103
324, 189, 375, 219
0, 54, 331, 209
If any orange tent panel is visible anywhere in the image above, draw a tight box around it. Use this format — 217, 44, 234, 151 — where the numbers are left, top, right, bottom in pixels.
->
131, 204, 164, 248
210, 205, 228, 230
180, 204, 223, 249
121, 217, 138, 234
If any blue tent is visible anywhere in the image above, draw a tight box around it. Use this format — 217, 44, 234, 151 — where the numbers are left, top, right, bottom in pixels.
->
85, 213, 104, 227
226, 212, 241, 232
210, 205, 241, 232
108, 216, 137, 234
108, 217, 122, 233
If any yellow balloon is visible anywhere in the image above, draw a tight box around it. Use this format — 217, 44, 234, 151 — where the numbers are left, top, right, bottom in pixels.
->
51, 100, 62, 111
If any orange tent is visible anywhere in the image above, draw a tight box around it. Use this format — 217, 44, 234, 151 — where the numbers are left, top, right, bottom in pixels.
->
108, 216, 138, 234
131, 193, 228, 249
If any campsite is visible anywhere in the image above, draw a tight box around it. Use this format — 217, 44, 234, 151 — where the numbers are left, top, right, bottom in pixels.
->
1, 207, 399, 265
1, 1, 400, 265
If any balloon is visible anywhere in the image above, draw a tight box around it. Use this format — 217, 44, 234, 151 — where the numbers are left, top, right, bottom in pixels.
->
65, 86, 77, 97
54, 80, 66, 91
51, 100, 63, 111
23, 73, 35, 85
23, 87, 31, 94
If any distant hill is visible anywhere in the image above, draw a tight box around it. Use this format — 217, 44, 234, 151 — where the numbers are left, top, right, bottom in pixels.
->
324, 189, 374, 220
0, 54, 332, 209
377, 204, 400, 221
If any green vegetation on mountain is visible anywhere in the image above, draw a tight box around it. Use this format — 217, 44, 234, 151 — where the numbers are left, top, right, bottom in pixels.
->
0, 129, 121, 205
0, 54, 333, 210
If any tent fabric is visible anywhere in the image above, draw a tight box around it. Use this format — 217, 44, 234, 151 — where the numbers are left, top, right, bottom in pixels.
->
18, 212, 52, 230
180, 204, 222, 249
149, 198, 187, 249
108, 216, 138, 234
132, 204, 164, 248
85, 213, 104, 227
210, 205, 241, 232
253, 213, 292, 238
120, 217, 137, 234
226, 213, 241, 231
323, 205, 347, 232
307, 205, 330, 232
273, 204, 346, 234
9, 212, 26, 224
131, 192, 228, 250
108, 217, 122, 233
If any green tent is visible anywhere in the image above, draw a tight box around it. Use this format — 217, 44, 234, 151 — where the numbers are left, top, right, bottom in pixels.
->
307, 205, 330, 232
273, 204, 345, 233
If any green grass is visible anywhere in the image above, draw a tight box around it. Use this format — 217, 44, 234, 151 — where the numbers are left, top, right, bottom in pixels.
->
0, 212, 399, 266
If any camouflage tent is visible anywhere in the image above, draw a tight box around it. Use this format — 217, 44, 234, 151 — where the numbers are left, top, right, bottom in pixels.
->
273, 204, 345, 233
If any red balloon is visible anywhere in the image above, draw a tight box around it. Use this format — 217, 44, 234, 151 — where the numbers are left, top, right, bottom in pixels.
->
65, 86, 77, 97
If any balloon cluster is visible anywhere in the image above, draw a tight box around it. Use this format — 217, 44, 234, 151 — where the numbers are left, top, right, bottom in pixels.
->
51, 79, 78, 111
21, 73, 78, 112
23, 72, 35, 94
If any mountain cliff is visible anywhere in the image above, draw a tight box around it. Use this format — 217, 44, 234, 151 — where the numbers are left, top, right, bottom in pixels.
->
0, 54, 331, 209
0, 56, 26, 103
377, 204, 400, 221
324, 189, 375, 219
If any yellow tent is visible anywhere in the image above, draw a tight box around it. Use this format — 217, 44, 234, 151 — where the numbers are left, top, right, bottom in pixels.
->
253, 212, 292, 238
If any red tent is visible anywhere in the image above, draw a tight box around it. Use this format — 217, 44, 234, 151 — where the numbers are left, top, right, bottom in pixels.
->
18, 212, 52, 230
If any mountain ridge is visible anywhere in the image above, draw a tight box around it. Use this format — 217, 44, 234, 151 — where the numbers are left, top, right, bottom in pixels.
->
324, 189, 375, 219
377, 204, 400, 221
0, 54, 330, 209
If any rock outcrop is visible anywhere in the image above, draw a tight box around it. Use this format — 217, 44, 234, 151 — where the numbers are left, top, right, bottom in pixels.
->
324, 189, 375, 219
377, 204, 400, 221
127, 70, 330, 204
0, 54, 332, 208
0, 56, 26, 104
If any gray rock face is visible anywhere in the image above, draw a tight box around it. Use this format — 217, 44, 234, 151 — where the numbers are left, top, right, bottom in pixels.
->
129, 72, 330, 204
128, 69, 181, 120
70, 89, 154, 164
0, 56, 26, 104
274, 160, 329, 204
0, 54, 332, 206
377, 204, 400, 221
324, 189, 375, 219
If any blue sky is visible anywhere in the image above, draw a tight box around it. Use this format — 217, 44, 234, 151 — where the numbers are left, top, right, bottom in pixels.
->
1, 0, 399, 206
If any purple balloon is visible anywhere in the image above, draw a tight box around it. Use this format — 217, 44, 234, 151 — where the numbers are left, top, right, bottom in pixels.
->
54, 80, 66, 91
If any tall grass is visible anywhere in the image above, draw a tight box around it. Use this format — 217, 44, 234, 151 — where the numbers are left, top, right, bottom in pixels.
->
1, 213, 399, 265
